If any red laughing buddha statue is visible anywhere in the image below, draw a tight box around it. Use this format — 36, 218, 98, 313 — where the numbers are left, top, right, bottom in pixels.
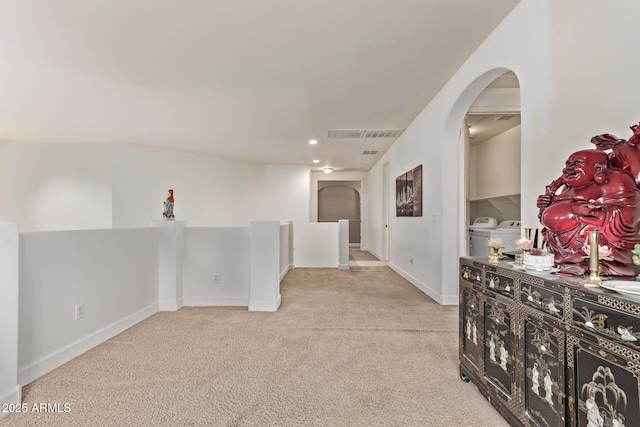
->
537, 123, 640, 276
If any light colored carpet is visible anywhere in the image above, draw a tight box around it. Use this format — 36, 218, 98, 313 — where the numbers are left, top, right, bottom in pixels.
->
348, 249, 380, 261
1, 266, 509, 426
349, 249, 388, 268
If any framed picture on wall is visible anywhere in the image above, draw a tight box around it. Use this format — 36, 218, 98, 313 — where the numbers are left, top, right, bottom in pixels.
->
396, 165, 422, 217
396, 173, 407, 216
410, 165, 422, 217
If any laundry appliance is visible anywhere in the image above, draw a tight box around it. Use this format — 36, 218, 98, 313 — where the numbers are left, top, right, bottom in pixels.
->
469, 217, 521, 257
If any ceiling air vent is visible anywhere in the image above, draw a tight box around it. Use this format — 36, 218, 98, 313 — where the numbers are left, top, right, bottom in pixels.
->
327, 129, 404, 139
327, 129, 365, 139
363, 129, 404, 138
363, 150, 378, 155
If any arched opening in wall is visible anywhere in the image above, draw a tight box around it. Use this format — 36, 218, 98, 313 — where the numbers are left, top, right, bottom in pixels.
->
464, 71, 521, 257
318, 182, 361, 245
438, 67, 520, 304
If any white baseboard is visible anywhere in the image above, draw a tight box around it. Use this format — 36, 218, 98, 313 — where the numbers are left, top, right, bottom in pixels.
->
18, 303, 158, 386
388, 263, 459, 305
159, 298, 183, 311
279, 264, 293, 282
364, 247, 384, 262
338, 263, 350, 270
0, 386, 21, 420
183, 297, 249, 307
248, 294, 281, 312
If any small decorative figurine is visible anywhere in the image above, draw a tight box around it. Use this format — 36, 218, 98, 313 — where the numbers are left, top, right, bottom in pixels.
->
163, 189, 175, 220
585, 394, 603, 427
531, 363, 540, 395
472, 321, 477, 345
499, 342, 508, 371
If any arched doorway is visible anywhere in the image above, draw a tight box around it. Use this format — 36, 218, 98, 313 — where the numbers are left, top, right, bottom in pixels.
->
440, 68, 521, 301
318, 181, 361, 244
465, 71, 521, 256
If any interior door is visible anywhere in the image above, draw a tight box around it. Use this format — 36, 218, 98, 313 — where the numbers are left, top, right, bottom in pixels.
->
383, 162, 390, 261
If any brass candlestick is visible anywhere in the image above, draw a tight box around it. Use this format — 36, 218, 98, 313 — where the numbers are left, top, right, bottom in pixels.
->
584, 230, 603, 287
487, 245, 504, 263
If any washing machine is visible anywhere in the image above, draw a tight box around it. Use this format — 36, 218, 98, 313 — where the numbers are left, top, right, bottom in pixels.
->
469, 218, 521, 257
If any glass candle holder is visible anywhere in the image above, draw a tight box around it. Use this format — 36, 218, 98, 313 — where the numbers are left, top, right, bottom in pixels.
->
515, 253, 524, 265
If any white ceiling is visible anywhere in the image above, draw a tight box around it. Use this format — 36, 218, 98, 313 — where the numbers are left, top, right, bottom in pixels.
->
466, 113, 521, 145
0, 0, 520, 171
466, 71, 521, 145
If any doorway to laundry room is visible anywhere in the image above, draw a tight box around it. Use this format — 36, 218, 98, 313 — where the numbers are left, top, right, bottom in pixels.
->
464, 70, 522, 256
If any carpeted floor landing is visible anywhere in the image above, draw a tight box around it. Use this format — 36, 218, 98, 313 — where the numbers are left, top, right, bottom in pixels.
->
1, 265, 509, 426
348, 249, 388, 268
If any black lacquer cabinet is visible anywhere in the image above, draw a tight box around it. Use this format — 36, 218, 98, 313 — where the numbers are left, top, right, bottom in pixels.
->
460, 257, 640, 427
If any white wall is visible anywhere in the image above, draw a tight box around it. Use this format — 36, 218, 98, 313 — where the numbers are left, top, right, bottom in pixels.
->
0, 142, 113, 231
249, 221, 282, 311
258, 164, 338, 267
18, 228, 159, 384
182, 227, 250, 306
472, 125, 521, 200
0, 141, 267, 232
0, 223, 20, 416
296, 222, 339, 267
1, 142, 338, 268
111, 143, 265, 228
279, 221, 294, 281
365, 165, 386, 260
367, 0, 640, 304
13, 219, 296, 388
152, 220, 186, 311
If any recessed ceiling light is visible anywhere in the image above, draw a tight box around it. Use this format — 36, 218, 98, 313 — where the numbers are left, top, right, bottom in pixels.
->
323, 167, 333, 174
309, 139, 318, 145
313, 159, 320, 164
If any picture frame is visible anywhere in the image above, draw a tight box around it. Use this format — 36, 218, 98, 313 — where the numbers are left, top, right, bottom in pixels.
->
396, 165, 422, 217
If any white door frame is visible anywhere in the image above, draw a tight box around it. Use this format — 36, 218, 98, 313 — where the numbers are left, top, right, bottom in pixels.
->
382, 162, 390, 261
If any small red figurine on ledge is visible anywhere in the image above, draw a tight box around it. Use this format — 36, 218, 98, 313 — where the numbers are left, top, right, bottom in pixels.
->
163, 189, 175, 220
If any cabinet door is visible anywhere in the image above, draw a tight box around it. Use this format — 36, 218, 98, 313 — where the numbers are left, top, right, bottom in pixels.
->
523, 314, 566, 427
460, 283, 483, 372
484, 295, 516, 400
567, 331, 640, 427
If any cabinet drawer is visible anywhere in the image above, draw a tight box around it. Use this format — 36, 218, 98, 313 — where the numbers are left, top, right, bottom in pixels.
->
572, 297, 640, 352
461, 262, 483, 286
485, 269, 515, 298
520, 279, 564, 320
